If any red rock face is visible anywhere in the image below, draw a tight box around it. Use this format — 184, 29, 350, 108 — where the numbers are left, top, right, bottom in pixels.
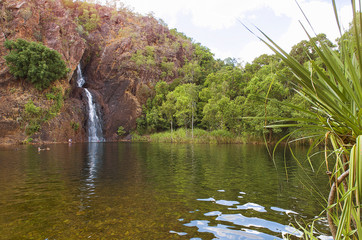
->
0, 0, 85, 81
0, 0, 194, 144
0, 0, 86, 144
76, 4, 193, 141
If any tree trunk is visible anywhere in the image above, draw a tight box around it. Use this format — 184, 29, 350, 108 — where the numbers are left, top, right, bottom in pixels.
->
192, 104, 194, 139
170, 120, 173, 143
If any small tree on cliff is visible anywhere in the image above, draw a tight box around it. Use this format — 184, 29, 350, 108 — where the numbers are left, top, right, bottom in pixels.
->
4, 39, 68, 90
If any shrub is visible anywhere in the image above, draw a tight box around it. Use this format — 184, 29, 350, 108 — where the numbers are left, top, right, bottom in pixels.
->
24, 100, 41, 117
71, 121, 79, 131
23, 100, 42, 136
22, 137, 33, 144
25, 122, 40, 136
4, 39, 68, 90
117, 126, 126, 136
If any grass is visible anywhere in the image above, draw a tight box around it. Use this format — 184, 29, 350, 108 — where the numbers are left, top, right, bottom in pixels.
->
132, 128, 247, 144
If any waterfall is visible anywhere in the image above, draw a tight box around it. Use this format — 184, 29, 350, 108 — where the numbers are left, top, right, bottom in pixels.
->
77, 65, 104, 142
76, 65, 85, 88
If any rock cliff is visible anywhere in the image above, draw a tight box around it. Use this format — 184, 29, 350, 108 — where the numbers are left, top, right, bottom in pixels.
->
0, 0, 194, 144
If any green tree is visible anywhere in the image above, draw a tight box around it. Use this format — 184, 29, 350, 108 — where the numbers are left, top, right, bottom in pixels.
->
141, 81, 170, 132
152, 81, 169, 106
202, 97, 222, 130
191, 43, 219, 84
242, 64, 289, 140
145, 106, 166, 132
165, 84, 198, 132
223, 96, 244, 134
243, 54, 280, 82
289, 33, 335, 64
179, 60, 202, 84
203, 66, 245, 99
4, 39, 68, 90
161, 92, 176, 133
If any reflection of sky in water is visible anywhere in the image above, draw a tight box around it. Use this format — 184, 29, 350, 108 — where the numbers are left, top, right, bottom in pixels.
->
184, 213, 302, 239
229, 203, 267, 212
197, 197, 216, 202
204, 211, 222, 216
270, 206, 298, 215
215, 200, 240, 206
216, 214, 302, 237
185, 220, 279, 240
185, 194, 303, 239
169, 230, 188, 236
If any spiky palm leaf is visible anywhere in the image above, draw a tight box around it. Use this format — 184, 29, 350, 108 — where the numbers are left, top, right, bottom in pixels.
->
251, 0, 361, 239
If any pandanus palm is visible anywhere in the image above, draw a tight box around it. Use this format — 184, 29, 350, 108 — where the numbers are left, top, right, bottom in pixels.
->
249, 0, 361, 239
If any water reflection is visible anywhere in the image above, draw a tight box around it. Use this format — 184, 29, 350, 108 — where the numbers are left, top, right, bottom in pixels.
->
185, 220, 282, 240
0, 143, 332, 239
79, 143, 104, 210
182, 190, 304, 240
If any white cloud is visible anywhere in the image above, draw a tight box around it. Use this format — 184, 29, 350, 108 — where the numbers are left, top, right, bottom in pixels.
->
339, 5, 353, 32
239, 39, 273, 63
118, 0, 353, 62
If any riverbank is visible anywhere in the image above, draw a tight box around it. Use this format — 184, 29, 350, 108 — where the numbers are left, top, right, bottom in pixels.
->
131, 128, 264, 144
130, 128, 315, 145
0, 128, 287, 146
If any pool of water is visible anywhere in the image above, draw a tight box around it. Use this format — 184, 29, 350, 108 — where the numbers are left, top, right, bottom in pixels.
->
0, 142, 331, 239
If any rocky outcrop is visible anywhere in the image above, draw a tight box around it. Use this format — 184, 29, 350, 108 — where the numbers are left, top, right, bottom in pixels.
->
0, 0, 194, 144
80, 5, 193, 140
0, 0, 86, 144
0, 0, 85, 81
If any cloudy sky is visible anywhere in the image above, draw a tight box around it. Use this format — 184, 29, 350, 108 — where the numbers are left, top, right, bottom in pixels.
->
119, 0, 353, 63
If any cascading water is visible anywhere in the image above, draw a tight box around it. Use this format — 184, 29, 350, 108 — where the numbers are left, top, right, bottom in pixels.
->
77, 65, 104, 142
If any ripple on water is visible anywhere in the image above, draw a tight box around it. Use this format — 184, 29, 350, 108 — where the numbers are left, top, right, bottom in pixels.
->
196, 197, 215, 202
270, 206, 298, 215
229, 202, 267, 212
169, 230, 188, 236
184, 220, 280, 240
204, 211, 222, 216
216, 214, 302, 238
191, 195, 302, 239
215, 200, 240, 206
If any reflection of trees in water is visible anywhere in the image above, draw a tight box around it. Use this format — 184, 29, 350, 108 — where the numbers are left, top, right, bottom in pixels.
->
79, 143, 104, 211
133, 143, 328, 213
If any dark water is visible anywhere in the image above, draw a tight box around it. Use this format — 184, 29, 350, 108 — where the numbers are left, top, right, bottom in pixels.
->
0, 143, 331, 239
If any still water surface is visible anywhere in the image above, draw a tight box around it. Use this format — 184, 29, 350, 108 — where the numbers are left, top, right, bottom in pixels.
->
0, 143, 331, 239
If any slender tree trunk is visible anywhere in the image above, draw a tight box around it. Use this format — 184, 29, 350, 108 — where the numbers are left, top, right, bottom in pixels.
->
192, 103, 194, 139
170, 120, 173, 143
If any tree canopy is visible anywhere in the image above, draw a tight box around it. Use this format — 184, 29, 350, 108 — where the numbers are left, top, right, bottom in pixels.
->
4, 39, 68, 90
134, 31, 343, 142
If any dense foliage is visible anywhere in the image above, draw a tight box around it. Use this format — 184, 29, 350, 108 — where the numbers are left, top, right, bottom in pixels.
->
4, 39, 68, 90
136, 36, 326, 142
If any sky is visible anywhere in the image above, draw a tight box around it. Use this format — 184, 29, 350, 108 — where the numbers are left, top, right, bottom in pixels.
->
118, 0, 353, 64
